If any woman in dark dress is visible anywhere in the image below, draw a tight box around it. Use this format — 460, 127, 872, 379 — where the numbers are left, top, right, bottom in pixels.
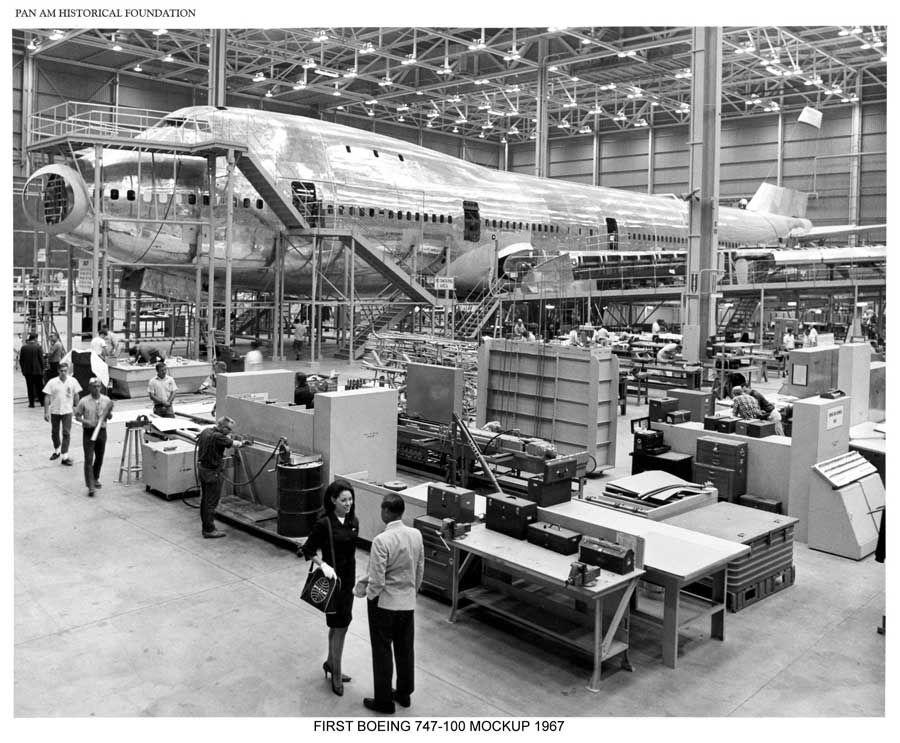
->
301, 478, 359, 696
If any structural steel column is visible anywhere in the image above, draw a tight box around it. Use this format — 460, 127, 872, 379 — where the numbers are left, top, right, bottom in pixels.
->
592, 129, 600, 186
21, 53, 35, 171
646, 125, 655, 194
224, 149, 235, 345
310, 236, 318, 363
681, 27, 722, 364
194, 252, 203, 359
535, 38, 549, 178
206, 156, 217, 356
208, 29, 227, 108
91, 145, 103, 337
66, 246, 73, 347
847, 80, 863, 246
776, 112, 784, 186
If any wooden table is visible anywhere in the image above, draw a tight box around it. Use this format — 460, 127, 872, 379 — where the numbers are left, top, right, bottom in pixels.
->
541, 499, 749, 668
448, 524, 644, 692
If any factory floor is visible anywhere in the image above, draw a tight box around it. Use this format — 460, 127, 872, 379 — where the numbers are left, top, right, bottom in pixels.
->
11, 351, 887, 725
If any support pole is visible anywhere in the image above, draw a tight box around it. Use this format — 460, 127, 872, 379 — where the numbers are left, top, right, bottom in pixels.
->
535, 38, 549, 178
208, 30, 227, 107
759, 288, 765, 346
91, 144, 103, 337
680, 27, 722, 364
310, 235, 318, 363
194, 250, 203, 360
206, 156, 217, 358
224, 149, 235, 346
66, 245, 73, 348
349, 240, 356, 362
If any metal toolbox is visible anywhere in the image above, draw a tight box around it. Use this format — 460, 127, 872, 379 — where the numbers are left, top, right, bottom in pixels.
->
714, 416, 740, 433
649, 397, 680, 422
578, 536, 635, 574
525, 476, 572, 508
634, 429, 665, 452
693, 462, 746, 502
734, 419, 777, 438
525, 521, 583, 555
696, 436, 748, 472
485, 492, 538, 540
738, 494, 783, 513
427, 483, 476, 523
665, 409, 692, 424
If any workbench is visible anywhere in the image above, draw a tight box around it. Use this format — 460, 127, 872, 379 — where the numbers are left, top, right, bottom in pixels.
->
448, 523, 644, 692
540, 499, 749, 668
107, 358, 210, 398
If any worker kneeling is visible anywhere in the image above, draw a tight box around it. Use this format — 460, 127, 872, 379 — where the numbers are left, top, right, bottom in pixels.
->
731, 385, 784, 436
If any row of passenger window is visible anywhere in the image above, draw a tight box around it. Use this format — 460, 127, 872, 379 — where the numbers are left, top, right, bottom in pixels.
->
103, 188, 266, 210
625, 232, 742, 250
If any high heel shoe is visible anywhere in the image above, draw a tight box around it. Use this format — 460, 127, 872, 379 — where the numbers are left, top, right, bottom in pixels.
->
331, 678, 344, 696
323, 661, 352, 682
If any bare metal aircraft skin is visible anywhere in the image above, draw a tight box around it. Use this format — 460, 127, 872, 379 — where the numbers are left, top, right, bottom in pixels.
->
22, 105, 877, 297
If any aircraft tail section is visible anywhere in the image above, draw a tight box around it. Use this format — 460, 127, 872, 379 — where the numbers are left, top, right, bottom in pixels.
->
746, 182, 808, 219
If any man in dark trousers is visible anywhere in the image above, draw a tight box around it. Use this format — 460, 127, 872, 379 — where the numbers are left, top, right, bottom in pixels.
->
73, 378, 114, 497
355, 492, 424, 714
19, 333, 45, 408
46, 332, 66, 381
195, 416, 244, 539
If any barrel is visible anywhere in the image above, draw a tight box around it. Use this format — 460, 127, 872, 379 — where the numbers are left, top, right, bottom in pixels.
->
276, 460, 324, 537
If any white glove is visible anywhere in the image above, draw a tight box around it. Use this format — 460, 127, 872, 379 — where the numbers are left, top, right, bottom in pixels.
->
318, 561, 336, 580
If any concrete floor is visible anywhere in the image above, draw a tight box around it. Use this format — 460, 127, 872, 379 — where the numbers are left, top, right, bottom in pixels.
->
12, 351, 887, 720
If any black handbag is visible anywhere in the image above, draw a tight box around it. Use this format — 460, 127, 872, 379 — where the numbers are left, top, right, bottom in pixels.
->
300, 516, 340, 614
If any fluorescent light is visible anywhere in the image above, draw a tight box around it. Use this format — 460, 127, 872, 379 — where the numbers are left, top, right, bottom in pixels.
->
163, 53, 174, 63
152, 29, 167, 36
547, 65, 559, 72
396, 104, 409, 112
253, 72, 266, 82
315, 66, 340, 78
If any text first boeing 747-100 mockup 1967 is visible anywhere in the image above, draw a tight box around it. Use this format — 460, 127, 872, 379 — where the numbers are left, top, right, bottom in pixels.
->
21, 105, 884, 298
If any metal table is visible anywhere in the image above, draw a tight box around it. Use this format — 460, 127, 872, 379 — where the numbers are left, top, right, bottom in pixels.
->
542, 499, 749, 669
448, 524, 644, 692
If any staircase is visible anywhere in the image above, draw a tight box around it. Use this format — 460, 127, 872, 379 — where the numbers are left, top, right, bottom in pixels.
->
455, 290, 502, 340
719, 295, 760, 335
235, 150, 311, 230
333, 291, 413, 359
312, 229, 438, 305
233, 307, 273, 337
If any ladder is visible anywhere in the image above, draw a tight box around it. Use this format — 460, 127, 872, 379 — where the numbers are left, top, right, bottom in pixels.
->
719, 295, 759, 335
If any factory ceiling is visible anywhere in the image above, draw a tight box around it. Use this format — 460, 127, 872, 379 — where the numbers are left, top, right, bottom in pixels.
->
15, 26, 888, 143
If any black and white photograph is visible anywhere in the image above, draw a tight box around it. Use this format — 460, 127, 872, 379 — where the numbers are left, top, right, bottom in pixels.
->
6, 4, 891, 738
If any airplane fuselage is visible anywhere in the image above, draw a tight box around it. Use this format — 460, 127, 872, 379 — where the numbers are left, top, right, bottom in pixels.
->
25, 105, 814, 297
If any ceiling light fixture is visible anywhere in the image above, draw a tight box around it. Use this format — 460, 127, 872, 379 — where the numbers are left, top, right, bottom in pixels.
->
360, 42, 375, 55
111, 34, 122, 52
468, 38, 486, 51
301, 58, 317, 69
343, 67, 358, 78
265, 89, 273, 98
49, 30, 64, 41
452, 126, 460, 133
398, 115, 405, 122
401, 53, 416, 66
134, 63, 143, 72
253, 71, 266, 82
378, 75, 393, 87
578, 125, 591, 134
26, 38, 37, 50
437, 64, 453, 76
314, 66, 340, 78
163, 52, 174, 63
152, 29, 167, 36
313, 30, 328, 43
332, 83, 341, 96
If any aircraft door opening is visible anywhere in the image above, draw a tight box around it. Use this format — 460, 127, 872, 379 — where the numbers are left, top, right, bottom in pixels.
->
605, 218, 619, 250
292, 181, 320, 226
463, 200, 481, 242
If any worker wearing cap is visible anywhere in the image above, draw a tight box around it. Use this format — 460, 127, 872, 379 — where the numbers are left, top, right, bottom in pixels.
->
195, 416, 245, 538
148, 362, 177, 417
73, 378, 114, 497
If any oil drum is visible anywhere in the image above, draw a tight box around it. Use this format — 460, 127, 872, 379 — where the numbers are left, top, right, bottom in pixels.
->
276, 460, 324, 537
